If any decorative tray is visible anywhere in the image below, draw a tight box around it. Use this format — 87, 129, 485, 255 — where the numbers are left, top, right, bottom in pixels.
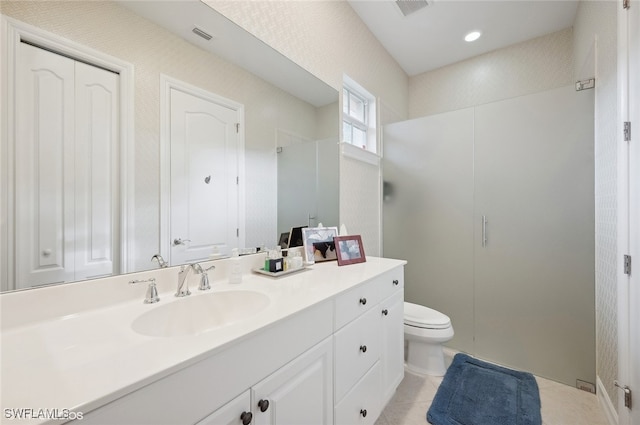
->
252, 266, 309, 278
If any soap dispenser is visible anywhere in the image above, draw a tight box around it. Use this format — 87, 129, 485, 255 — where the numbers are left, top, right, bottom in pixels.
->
229, 248, 242, 284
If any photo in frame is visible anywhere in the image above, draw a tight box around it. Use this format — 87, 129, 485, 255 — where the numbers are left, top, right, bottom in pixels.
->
334, 235, 366, 266
301, 227, 339, 264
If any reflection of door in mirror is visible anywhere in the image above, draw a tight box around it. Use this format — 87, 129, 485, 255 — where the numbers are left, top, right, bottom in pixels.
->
168, 86, 240, 265
15, 42, 120, 289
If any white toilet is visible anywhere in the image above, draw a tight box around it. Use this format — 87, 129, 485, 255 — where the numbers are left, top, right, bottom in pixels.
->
404, 302, 454, 376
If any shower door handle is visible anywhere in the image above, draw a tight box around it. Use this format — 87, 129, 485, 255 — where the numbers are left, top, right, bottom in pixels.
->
482, 215, 487, 247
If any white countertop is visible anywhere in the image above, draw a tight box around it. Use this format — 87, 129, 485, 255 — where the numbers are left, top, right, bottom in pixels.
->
0, 256, 405, 424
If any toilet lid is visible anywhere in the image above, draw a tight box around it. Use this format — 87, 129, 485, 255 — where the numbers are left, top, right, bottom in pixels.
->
404, 302, 451, 329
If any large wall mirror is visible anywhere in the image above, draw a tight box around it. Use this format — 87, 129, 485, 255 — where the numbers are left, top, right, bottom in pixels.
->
0, 0, 339, 292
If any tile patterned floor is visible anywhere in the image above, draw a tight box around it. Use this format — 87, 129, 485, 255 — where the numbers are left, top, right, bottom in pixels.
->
376, 368, 609, 425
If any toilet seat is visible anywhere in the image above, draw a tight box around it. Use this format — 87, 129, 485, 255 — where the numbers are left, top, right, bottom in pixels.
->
404, 302, 451, 330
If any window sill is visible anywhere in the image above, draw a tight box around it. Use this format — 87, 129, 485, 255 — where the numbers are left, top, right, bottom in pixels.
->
340, 142, 381, 166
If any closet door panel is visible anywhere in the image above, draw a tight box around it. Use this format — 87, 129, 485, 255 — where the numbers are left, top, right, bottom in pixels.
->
74, 61, 119, 280
383, 109, 475, 353
15, 42, 75, 288
474, 85, 595, 385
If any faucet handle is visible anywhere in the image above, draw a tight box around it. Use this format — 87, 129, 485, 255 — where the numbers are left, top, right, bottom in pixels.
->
198, 265, 215, 291
129, 278, 160, 304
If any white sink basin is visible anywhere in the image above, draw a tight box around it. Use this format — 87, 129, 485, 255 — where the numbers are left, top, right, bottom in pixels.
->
132, 290, 270, 337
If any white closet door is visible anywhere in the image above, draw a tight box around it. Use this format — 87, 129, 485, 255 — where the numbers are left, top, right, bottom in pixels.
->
473, 86, 595, 384
74, 61, 119, 280
15, 42, 119, 288
170, 88, 239, 264
15, 42, 76, 288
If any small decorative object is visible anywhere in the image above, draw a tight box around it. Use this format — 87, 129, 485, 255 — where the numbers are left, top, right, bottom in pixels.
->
264, 248, 284, 273
301, 226, 339, 264
334, 235, 366, 266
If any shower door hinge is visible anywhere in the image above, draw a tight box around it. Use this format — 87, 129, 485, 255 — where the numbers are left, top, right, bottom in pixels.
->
615, 381, 632, 409
623, 0, 630, 9
624, 254, 632, 275
624, 121, 631, 142
575, 78, 595, 91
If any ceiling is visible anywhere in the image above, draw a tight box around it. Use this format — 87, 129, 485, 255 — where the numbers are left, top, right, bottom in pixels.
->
347, 0, 580, 76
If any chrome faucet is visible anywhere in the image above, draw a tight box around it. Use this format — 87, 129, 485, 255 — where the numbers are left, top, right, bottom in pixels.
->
151, 254, 169, 268
129, 277, 160, 304
198, 265, 216, 291
176, 263, 204, 297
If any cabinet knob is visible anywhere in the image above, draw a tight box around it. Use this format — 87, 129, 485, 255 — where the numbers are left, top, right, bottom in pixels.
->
240, 411, 253, 425
359, 297, 367, 305
392, 279, 399, 285
360, 345, 367, 353
382, 309, 389, 316
258, 399, 270, 412
360, 409, 368, 418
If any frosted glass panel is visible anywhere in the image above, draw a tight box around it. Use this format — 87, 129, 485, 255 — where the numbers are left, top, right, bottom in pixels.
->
383, 109, 475, 353
277, 142, 317, 237
473, 85, 595, 385
383, 85, 595, 386
277, 138, 339, 239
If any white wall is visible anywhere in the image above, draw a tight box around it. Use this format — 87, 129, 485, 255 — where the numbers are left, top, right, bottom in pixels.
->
573, 0, 619, 411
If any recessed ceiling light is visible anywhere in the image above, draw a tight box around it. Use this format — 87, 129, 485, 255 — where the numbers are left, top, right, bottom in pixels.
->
464, 31, 482, 42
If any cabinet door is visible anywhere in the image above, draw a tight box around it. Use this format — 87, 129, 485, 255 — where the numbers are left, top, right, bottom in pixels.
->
252, 338, 333, 425
380, 290, 404, 406
196, 391, 252, 425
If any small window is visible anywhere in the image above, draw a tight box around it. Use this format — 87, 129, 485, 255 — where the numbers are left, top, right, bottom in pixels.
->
342, 79, 377, 154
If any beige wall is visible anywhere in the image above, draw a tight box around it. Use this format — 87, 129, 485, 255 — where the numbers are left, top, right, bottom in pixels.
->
409, 28, 574, 118
573, 0, 619, 410
206, 0, 411, 256
1, 1, 335, 271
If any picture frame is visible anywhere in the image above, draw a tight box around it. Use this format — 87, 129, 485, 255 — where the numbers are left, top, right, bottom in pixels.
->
334, 235, 366, 266
301, 226, 339, 264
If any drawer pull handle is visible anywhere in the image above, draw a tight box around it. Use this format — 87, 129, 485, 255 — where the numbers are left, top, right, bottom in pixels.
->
258, 399, 270, 412
360, 345, 367, 353
360, 409, 368, 418
393, 279, 399, 285
240, 411, 253, 425
359, 297, 367, 305
382, 309, 389, 316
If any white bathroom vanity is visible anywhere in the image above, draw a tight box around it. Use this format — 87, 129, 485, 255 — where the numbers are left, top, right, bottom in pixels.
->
0, 256, 405, 425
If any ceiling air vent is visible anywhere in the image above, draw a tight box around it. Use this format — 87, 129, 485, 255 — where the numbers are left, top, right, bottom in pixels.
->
395, 0, 430, 17
192, 27, 213, 41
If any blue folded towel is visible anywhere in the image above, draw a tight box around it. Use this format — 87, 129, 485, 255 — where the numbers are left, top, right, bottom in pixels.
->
427, 353, 542, 425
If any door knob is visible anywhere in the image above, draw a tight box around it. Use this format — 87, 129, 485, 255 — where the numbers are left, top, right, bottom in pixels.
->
240, 411, 252, 425
258, 399, 270, 412
173, 238, 191, 246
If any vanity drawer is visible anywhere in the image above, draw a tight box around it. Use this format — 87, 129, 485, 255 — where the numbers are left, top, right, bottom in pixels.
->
334, 307, 381, 401
378, 267, 404, 301
334, 278, 380, 331
334, 361, 382, 425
